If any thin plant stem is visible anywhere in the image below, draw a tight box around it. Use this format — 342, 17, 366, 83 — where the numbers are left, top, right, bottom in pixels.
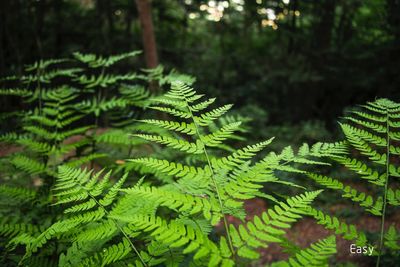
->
183, 96, 236, 259
376, 109, 390, 267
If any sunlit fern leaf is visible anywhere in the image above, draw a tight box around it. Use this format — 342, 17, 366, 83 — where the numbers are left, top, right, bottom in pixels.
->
210, 139, 274, 170
10, 155, 47, 175
387, 188, 400, 206
133, 134, 204, 154
138, 119, 197, 135
75, 73, 137, 88
121, 186, 221, 223
25, 58, 70, 71
96, 129, 146, 146
149, 106, 191, 119
119, 84, 150, 107
21, 68, 82, 84
0, 88, 32, 97
127, 157, 212, 179
270, 235, 337, 267
307, 173, 383, 215
192, 105, 234, 126
303, 207, 367, 246
78, 238, 133, 267
73, 51, 141, 68
0, 132, 20, 142
306, 98, 400, 258
22, 166, 130, 257
65, 154, 107, 169
331, 156, 386, 185
385, 225, 400, 250
201, 122, 242, 147
0, 185, 36, 203
0, 222, 43, 239
228, 190, 323, 260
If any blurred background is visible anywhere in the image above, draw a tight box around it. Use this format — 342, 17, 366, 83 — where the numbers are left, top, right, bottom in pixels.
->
1, 0, 399, 144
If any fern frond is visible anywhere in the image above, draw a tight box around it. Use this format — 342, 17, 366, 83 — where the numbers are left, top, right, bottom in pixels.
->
332, 156, 386, 185
11, 155, 47, 175
73, 50, 141, 68
385, 225, 400, 250
307, 173, 383, 215
149, 106, 191, 119
211, 139, 274, 170
227, 190, 322, 260
121, 186, 221, 223
303, 206, 367, 246
193, 104, 233, 126
0, 185, 36, 202
271, 235, 337, 267
133, 134, 204, 154
138, 119, 196, 135
0, 88, 32, 97
202, 122, 242, 147
387, 188, 400, 206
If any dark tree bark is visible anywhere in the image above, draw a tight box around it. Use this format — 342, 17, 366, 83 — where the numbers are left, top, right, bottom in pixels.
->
135, 0, 159, 69
312, 0, 336, 50
387, 0, 400, 43
288, 0, 298, 53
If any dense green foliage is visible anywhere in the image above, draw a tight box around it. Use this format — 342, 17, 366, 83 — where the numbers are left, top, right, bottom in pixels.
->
0, 51, 399, 266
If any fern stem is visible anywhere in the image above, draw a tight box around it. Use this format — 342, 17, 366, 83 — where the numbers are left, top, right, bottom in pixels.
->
376, 110, 390, 267
88, 192, 148, 266
183, 98, 236, 259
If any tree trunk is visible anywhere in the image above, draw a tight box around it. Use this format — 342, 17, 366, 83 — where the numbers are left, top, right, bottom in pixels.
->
135, 0, 158, 69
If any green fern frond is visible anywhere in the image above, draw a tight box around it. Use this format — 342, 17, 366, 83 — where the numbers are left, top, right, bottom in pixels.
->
121, 186, 221, 223
227, 190, 322, 260
0, 222, 42, 239
332, 156, 386, 185
385, 225, 400, 250
307, 173, 383, 215
25, 58, 69, 71
193, 104, 234, 126
138, 119, 197, 135
11, 155, 47, 175
387, 188, 400, 206
78, 238, 133, 267
133, 134, 204, 154
75, 73, 137, 88
0, 88, 32, 96
73, 50, 141, 68
149, 106, 191, 119
211, 139, 274, 169
271, 235, 337, 267
201, 122, 242, 147
0, 185, 36, 202
303, 207, 367, 246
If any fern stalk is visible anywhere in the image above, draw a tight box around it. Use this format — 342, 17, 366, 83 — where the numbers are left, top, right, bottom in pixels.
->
76, 175, 148, 266
376, 109, 390, 267
91, 196, 147, 266
183, 96, 236, 259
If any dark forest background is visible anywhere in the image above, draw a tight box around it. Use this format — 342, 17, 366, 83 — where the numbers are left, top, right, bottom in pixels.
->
1, 0, 399, 141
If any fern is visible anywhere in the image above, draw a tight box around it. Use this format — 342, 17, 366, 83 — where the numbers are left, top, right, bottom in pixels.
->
306, 98, 400, 265
270, 235, 337, 267
20, 166, 146, 265
126, 81, 332, 265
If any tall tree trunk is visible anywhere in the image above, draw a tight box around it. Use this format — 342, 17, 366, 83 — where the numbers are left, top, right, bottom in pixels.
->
312, 0, 336, 50
288, 0, 298, 53
135, 0, 158, 69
